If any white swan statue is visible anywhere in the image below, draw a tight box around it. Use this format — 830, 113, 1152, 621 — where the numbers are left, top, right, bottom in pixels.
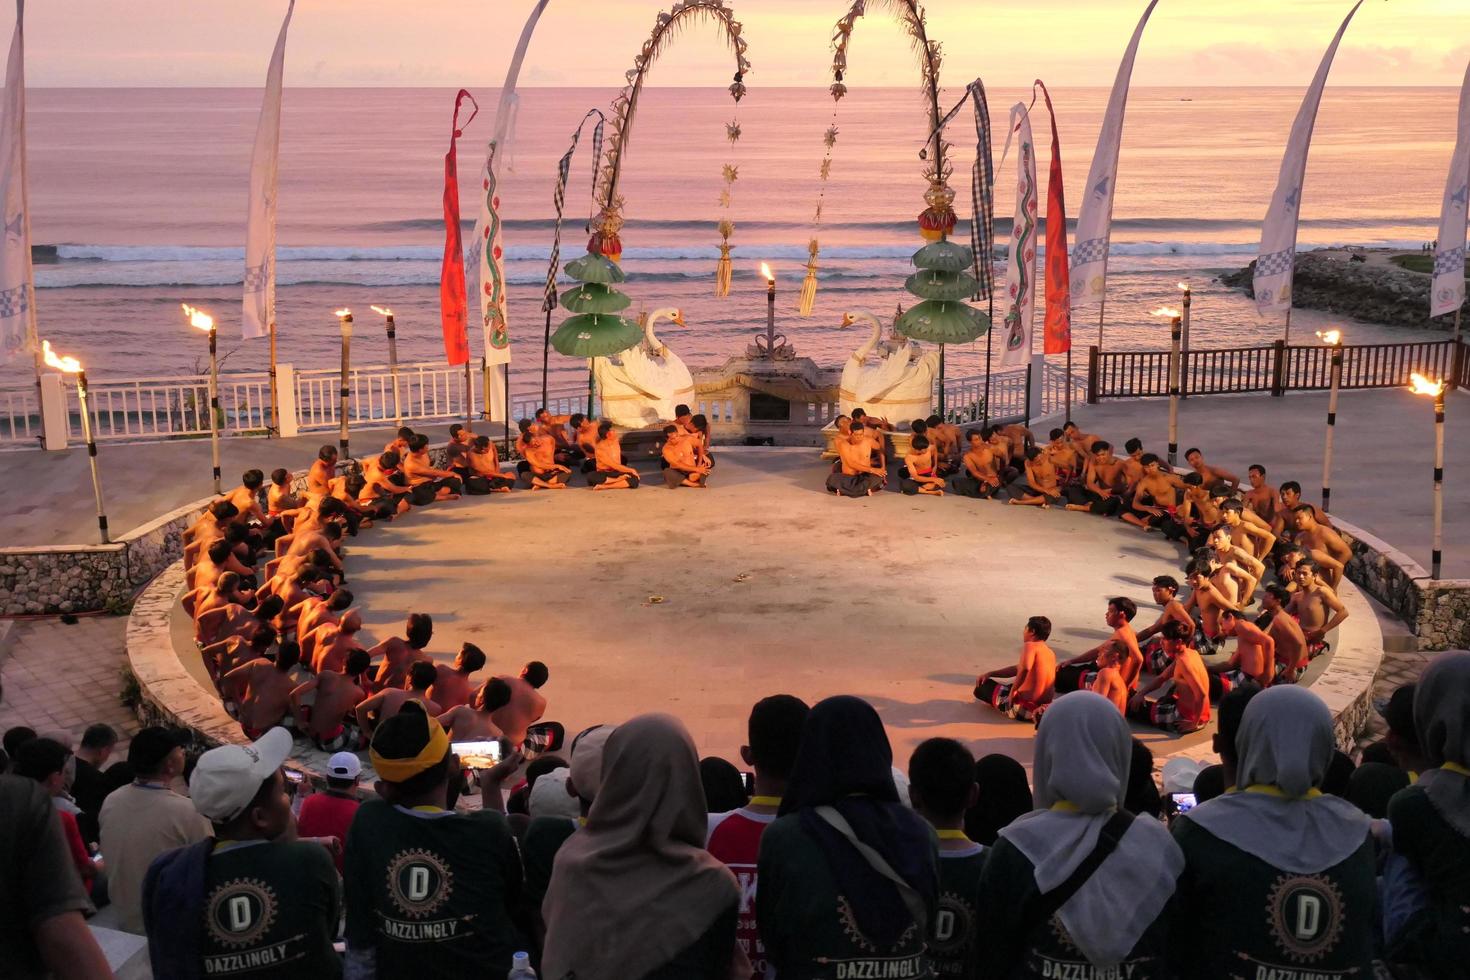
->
593, 308, 696, 428
837, 311, 940, 419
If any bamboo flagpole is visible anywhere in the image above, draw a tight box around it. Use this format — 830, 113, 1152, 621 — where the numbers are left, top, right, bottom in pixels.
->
243, 0, 294, 435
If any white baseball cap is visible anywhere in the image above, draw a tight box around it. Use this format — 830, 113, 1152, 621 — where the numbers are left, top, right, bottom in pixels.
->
327, 751, 362, 780
189, 728, 294, 823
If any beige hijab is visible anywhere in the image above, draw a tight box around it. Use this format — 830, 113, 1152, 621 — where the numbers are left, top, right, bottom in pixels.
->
541, 713, 743, 980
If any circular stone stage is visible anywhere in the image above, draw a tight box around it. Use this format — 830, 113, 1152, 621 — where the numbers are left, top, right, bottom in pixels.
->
143, 447, 1382, 774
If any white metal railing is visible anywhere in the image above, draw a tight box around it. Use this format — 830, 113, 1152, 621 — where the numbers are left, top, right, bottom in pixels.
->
294, 361, 475, 431
61, 372, 273, 442
0, 384, 38, 445
940, 363, 1088, 425
511, 386, 593, 422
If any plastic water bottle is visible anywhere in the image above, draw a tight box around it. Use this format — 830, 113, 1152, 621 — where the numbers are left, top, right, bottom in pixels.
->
507, 951, 537, 979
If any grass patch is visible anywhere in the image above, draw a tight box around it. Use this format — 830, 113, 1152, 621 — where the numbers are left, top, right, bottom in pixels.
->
1391, 253, 1470, 277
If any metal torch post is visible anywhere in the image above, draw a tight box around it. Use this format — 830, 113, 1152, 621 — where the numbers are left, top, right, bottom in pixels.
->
338, 312, 353, 459
76, 372, 110, 544
268, 320, 280, 437
1167, 314, 1182, 467
766, 276, 776, 352
1180, 286, 1191, 400
385, 313, 402, 427
208, 323, 221, 494
1432, 389, 1445, 580
1321, 341, 1343, 513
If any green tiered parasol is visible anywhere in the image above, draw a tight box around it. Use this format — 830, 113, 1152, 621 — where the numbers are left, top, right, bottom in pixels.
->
895, 210, 991, 414
554, 234, 644, 412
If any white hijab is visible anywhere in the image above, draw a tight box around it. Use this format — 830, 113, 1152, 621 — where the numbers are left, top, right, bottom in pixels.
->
1415, 651, 1470, 837
1000, 692, 1183, 967
1186, 685, 1370, 872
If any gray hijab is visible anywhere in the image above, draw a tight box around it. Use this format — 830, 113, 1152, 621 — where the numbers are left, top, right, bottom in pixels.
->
1187, 685, 1370, 873
1414, 651, 1470, 837
1000, 692, 1183, 967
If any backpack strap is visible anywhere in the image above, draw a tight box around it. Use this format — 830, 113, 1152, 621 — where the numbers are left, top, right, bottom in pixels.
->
815, 805, 929, 936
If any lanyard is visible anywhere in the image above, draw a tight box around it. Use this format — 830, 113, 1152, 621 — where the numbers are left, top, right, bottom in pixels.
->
1244, 784, 1323, 800
936, 829, 971, 842
748, 796, 782, 807
1443, 762, 1470, 778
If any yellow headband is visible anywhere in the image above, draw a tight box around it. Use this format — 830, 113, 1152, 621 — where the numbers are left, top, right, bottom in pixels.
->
370, 716, 450, 783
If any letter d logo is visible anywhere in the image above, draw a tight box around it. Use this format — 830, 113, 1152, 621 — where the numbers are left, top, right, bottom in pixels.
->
407, 865, 432, 902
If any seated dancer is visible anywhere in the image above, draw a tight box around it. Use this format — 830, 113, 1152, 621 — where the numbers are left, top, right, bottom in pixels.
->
309, 609, 366, 675
266, 568, 325, 637
999, 422, 1035, 460
588, 421, 641, 490
189, 565, 252, 628
1128, 454, 1186, 538
974, 616, 1057, 722
1273, 480, 1331, 538
357, 451, 412, 518
1064, 441, 1130, 520
485, 661, 553, 751
292, 648, 372, 752
1219, 498, 1276, 560
1138, 575, 1195, 673
436, 678, 503, 741
272, 517, 345, 583
223, 469, 269, 532
384, 425, 414, 458
221, 640, 302, 739
1291, 504, 1351, 589
1045, 427, 1083, 490
1055, 597, 1142, 695
573, 414, 599, 470
1127, 620, 1211, 734
1210, 609, 1276, 694
951, 428, 1004, 498
464, 435, 517, 492
428, 642, 487, 711
197, 593, 281, 651
848, 412, 889, 469
660, 425, 710, 488
898, 419, 929, 479
296, 588, 352, 659
535, 407, 578, 465
826, 421, 886, 497
1118, 437, 1148, 485
924, 414, 962, 476
1007, 445, 1063, 508
1089, 640, 1131, 715
1184, 446, 1239, 491
688, 413, 716, 469
1184, 562, 1237, 656
1178, 474, 1223, 550
984, 425, 1016, 477
1259, 584, 1309, 682
203, 622, 277, 690
368, 612, 433, 691
1061, 420, 1099, 454
1289, 558, 1349, 659
403, 433, 463, 503
1242, 463, 1277, 525
1204, 528, 1264, 603
525, 424, 571, 489
307, 444, 338, 497
266, 468, 306, 533
355, 660, 441, 737
448, 422, 475, 450
900, 435, 946, 496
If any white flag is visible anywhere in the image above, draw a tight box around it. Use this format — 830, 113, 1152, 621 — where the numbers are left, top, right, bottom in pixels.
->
1070, 0, 1158, 312
1254, 1, 1362, 316
0, 0, 35, 366
999, 104, 1038, 370
242, 0, 294, 341
1432, 59, 1470, 319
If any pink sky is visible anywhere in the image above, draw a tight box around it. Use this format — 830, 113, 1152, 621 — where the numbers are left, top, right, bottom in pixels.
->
20, 0, 1470, 88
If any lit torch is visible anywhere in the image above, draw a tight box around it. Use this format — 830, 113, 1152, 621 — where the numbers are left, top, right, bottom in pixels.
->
42, 340, 109, 543
759, 263, 777, 358
334, 309, 354, 458
181, 303, 223, 493
1154, 306, 1184, 465
1313, 328, 1347, 512
1410, 373, 1449, 578
371, 306, 403, 427
1177, 282, 1193, 366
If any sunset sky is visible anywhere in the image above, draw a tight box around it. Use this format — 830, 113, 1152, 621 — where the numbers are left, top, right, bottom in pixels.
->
22, 0, 1470, 89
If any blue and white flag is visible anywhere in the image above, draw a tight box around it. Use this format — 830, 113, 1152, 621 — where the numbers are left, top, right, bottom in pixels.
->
1432, 58, 1470, 319
1070, 0, 1157, 312
0, 0, 35, 366
1253, 1, 1362, 316
242, 0, 294, 341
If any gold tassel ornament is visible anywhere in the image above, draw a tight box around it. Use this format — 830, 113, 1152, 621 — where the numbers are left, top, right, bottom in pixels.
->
715, 232, 734, 298
798, 238, 820, 316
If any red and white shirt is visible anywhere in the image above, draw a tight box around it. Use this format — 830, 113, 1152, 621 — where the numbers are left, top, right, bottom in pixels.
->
707, 806, 778, 978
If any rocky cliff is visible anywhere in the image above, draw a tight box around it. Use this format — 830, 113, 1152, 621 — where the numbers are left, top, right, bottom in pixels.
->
1222, 250, 1465, 331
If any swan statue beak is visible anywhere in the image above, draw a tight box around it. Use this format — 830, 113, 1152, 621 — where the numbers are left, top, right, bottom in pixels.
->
839, 313, 856, 329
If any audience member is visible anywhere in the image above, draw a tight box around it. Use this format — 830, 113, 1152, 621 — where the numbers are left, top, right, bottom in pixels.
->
1173, 686, 1376, 977
522, 725, 614, 936
1323, 750, 1357, 798
527, 767, 580, 822
757, 696, 937, 979
1212, 681, 1263, 792
506, 754, 568, 816
295, 751, 363, 874
543, 714, 745, 980
1345, 762, 1408, 820
1378, 683, 1428, 777
71, 722, 123, 844
13, 738, 97, 894
909, 737, 983, 980
699, 757, 749, 814
977, 692, 1183, 974
1125, 738, 1163, 819
963, 753, 1033, 845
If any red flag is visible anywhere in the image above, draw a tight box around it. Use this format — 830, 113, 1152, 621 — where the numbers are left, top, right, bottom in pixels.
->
1034, 80, 1072, 354
439, 89, 478, 366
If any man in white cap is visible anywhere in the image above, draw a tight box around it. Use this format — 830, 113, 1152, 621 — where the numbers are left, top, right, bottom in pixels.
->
297, 751, 363, 874
142, 728, 342, 978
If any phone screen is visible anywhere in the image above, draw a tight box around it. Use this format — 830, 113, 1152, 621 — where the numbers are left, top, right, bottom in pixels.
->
285, 769, 304, 784
1171, 792, 1197, 813
741, 771, 755, 795
452, 740, 503, 769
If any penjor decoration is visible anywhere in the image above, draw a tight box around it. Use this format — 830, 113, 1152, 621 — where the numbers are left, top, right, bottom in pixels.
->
715, 118, 743, 297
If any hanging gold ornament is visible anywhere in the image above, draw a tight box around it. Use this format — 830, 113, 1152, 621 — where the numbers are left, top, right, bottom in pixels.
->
715, 219, 734, 298
798, 238, 820, 316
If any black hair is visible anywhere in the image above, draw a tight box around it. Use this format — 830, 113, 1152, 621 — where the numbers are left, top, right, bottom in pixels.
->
966, 428, 983, 441
1093, 441, 1112, 453
81, 723, 118, 750
223, 523, 249, 546
255, 596, 285, 620
1049, 427, 1064, 440
408, 434, 430, 453
1193, 764, 1228, 804
517, 418, 533, 435
910, 419, 928, 435
1265, 583, 1292, 604
1280, 480, 1302, 495
1208, 482, 1233, 499
1221, 499, 1244, 513
408, 660, 437, 691
1182, 472, 1203, 486
1162, 620, 1193, 643
275, 641, 301, 671
318, 496, 346, 517
13, 737, 70, 782
406, 613, 433, 649
328, 588, 354, 611
1024, 445, 1042, 461
523, 661, 549, 688
469, 435, 489, 451
746, 694, 810, 782
1140, 452, 1160, 466
1025, 615, 1052, 641
271, 468, 290, 486
908, 737, 976, 818
344, 649, 372, 677
397, 426, 415, 439
459, 643, 487, 673
128, 726, 185, 778
1219, 683, 1264, 768
1063, 421, 1078, 432
242, 469, 264, 490
318, 445, 338, 462
249, 623, 278, 651
379, 451, 400, 469
1152, 575, 1180, 593
1125, 437, 1143, 454
1108, 596, 1138, 622
1291, 503, 1315, 515
925, 414, 943, 427
662, 424, 678, 435
1296, 557, 1320, 573
850, 407, 867, 420
207, 539, 232, 564
1359, 741, 1395, 767
965, 754, 1034, 845
210, 500, 239, 521
979, 426, 996, 439
911, 434, 930, 451
569, 413, 585, 427
1248, 464, 1266, 476
2, 725, 36, 759
691, 414, 708, 432
323, 523, 343, 540
674, 404, 692, 418
1185, 447, 1202, 459
598, 420, 614, 438
1124, 738, 1161, 818
482, 678, 512, 712
700, 756, 748, 812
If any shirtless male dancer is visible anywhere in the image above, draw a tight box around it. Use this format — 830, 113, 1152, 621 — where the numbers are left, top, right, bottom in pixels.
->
1138, 575, 1195, 674
1088, 641, 1131, 715
974, 616, 1058, 722
1291, 504, 1351, 588
355, 660, 441, 736
1129, 454, 1186, 539
368, 612, 433, 691
222, 641, 302, 739
951, 429, 1003, 499
1289, 559, 1349, 657
525, 425, 572, 489
1184, 447, 1239, 491
308, 610, 366, 675
292, 648, 372, 752
437, 679, 504, 741
1274, 481, 1331, 539
1219, 499, 1276, 560
1211, 609, 1276, 694
1065, 441, 1132, 521
901, 436, 946, 496
924, 414, 964, 477
1259, 583, 1310, 682
827, 423, 886, 497
534, 408, 578, 465
588, 422, 641, 490
1127, 621, 1211, 734
428, 643, 487, 711
1045, 428, 1084, 489
486, 661, 552, 750
1055, 598, 1142, 695
307, 445, 338, 497
403, 434, 464, 502
1008, 446, 1062, 507
1243, 464, 1277, 525
660, 425, 711, 488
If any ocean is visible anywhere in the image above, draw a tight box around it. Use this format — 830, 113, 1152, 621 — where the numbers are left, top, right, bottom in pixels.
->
5, 86, 1460, 393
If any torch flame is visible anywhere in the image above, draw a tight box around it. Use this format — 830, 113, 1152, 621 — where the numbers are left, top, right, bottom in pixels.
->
1316, 329, 1342, 345
760, 263, 774, 282
1151, 307, 1181, 319
334, 308, 353, 318
1410, 373, 1447, 398
1177, 282, 1190, 292
180, 303, 214, 332
41, 340, 82, 374
370, 305, 393, 317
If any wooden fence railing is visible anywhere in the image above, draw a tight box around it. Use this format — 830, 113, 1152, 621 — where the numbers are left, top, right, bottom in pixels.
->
1089, 338, 1467, 402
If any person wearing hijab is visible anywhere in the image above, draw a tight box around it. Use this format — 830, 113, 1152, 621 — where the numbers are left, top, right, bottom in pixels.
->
1173, 685, 1375, 977
757, 696, 939, 979
976, 692, 1182, 977
964, 753, 1032, 845
541, 714, 744, 980
1383, 651, 1470, 974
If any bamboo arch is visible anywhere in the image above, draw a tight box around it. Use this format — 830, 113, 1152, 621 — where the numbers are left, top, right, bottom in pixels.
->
588, 0, 751, 267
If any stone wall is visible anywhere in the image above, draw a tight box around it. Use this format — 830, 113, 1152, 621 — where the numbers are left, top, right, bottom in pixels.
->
1336, 517, 1470, 650
1222, 250, 1465, 331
